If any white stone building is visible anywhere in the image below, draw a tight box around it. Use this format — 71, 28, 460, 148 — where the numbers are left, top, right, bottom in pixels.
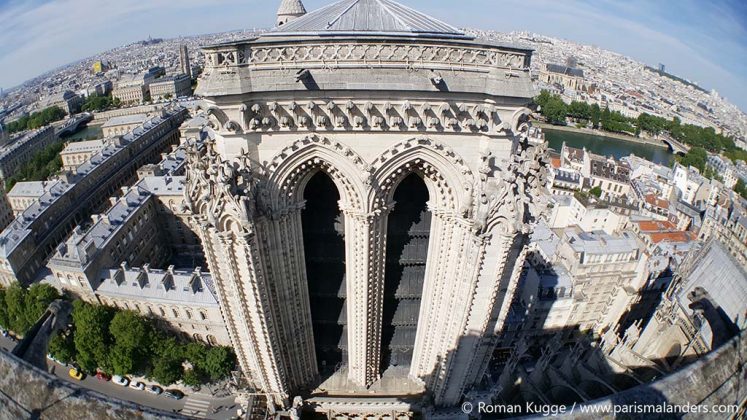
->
60, 139, 107, 171
6, 181, 59, 216
149, 74, 191, 100
101, 114, 149, 137
186, 0, 549, 414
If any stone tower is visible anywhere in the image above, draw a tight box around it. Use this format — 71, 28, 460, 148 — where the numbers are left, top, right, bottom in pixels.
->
191, 0, 548, 416
276, 0, 306, 26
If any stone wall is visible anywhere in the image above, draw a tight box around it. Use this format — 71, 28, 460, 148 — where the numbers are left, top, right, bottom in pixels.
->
555, 332, 747, 420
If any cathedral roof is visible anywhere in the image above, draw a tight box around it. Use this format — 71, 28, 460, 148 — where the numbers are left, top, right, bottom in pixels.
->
268, 0, 470, 40
277, 0, 307, 16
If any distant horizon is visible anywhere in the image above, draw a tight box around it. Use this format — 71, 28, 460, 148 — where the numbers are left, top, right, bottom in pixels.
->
1, 26, 728, 103
1, 0, 745, 112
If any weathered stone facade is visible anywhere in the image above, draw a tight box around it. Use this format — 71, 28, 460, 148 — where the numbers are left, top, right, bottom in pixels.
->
186, 0, 549, 414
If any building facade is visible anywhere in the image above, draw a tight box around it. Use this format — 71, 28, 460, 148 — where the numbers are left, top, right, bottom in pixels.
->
0, 126, 57, 181
0, 189, 13, 233
42, 90, 83, 114
149, 74, 191, 100
102, 114, 148, 137
7, 181, 59, 216
60, 139, 107, 171
188, 0, 549, 415
112, 82, 150, 105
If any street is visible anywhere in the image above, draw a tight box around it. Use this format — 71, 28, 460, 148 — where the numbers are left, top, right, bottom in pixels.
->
0, 333, 241, 419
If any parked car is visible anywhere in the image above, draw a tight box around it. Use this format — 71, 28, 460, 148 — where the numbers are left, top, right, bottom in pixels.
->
1, 329, 8, 337
95, 371, 111, 382
68, 368, 85, 381
129, 381, 145, 391
146, 385, 163, 395
164, 389, 185, 400
111, 375, 130, 387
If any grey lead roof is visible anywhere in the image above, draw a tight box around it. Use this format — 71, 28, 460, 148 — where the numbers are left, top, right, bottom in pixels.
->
268, 0, 470, 39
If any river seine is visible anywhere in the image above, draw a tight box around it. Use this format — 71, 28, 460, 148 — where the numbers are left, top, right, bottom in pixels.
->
544, 129, 674, 166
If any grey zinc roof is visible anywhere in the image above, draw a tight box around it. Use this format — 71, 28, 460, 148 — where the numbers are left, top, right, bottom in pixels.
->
675, 240, 747, 339
101, 114, 148, 128
96, 267, 219, 307
546, 63, 584, 78
278, 0, 307, 15
7, 181, 58, 198
268, 0, 469, 39
60, 139, 105, 154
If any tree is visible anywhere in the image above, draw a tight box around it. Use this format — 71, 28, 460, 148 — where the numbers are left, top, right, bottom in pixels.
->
590, 104, 601, 129
734, 179, 747, 200
203, 346, 235, 381
5, 284, 30, 334
182, 368, 203, 386
589, 186, 603, 198
534, 90, 568, 125
677, 147, 708, 173
0, 289, 8, 330
72, 301, 113, 373
109, 311, 152, 375
49, 331, 76, 364
25, 284, 60, 322
567, 101, 591, 121
150, 336, 184, 385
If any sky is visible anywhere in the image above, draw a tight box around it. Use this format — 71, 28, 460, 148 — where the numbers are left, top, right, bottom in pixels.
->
1, 0, 746, 110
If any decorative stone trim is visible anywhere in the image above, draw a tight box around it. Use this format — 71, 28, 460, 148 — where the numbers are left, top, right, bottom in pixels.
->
204, 41, 529, 74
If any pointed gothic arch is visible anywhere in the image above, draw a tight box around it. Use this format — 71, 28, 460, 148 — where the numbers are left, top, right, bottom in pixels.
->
265, 135, 369, 213
369, 137, 474, 214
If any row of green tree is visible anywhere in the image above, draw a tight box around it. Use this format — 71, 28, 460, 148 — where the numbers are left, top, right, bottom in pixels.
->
4, 141, 65, 192
534, 91, 747, 163
81, 94, 121, 112
49, 300, 236, 386
0, 284, 61, 336
5, 106, 66, 134
535, 91, 636, 134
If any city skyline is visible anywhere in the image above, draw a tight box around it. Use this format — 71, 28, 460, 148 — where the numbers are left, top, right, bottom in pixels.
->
1, 0, 746, 111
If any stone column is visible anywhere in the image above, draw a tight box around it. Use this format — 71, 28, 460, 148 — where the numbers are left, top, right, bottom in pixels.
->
431, 230, 527, 406
194, 220, 288, 399
343, 207, 389, 387
256, 209, 318, 388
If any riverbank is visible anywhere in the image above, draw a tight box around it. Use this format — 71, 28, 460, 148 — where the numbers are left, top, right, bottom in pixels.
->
543, 127, 674, 166
535, 122, 667, 148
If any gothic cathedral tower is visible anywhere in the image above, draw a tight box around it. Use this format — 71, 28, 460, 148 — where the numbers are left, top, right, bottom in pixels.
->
188, 0, 548, 416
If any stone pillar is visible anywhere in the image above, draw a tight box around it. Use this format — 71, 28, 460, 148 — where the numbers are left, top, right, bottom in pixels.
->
256, 210, 318, 388
432, 230, 527, 406
194, 221, 288, 399
344, 207, 389, 387
411, 209, 480, 387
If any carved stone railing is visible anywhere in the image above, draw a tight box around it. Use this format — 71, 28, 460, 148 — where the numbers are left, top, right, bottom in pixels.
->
203, 40, 530, 73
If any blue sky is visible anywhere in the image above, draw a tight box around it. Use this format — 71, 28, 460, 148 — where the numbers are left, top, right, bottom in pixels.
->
1, 0, 745, 110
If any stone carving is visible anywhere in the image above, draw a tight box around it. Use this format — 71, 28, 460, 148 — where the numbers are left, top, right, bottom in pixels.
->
184, 140, 258, 234
228, 99, 510, 135
472, 128, 549, 235
207, 42, 529, 73
370, 136, 474, 213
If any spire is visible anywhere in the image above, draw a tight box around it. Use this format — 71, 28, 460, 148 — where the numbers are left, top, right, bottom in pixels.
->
277, 0, 307, 27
